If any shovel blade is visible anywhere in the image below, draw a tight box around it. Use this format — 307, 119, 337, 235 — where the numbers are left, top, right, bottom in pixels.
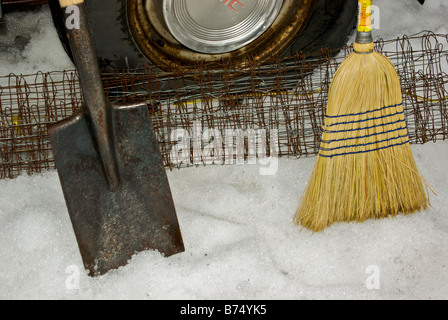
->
49, 102, 184, 276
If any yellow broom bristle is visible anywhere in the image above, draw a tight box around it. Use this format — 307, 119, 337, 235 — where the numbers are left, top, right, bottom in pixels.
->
293, 41, 432, 232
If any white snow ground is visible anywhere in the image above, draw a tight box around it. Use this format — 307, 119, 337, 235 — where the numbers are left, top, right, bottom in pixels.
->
1, 1, 448, 300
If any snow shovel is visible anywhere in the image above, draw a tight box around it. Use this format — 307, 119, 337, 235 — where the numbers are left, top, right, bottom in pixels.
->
48, 0, 184, 276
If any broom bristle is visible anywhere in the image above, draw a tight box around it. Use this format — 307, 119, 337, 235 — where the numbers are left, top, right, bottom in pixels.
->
294, 42, 431, 232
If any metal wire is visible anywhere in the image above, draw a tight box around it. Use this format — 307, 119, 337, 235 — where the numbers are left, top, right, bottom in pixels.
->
1, 32, 447, 179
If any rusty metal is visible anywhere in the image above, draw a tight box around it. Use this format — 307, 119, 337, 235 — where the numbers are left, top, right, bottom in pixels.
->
128, 0, 316, 71
1, 32, 448, 179
47, 1, 184, 276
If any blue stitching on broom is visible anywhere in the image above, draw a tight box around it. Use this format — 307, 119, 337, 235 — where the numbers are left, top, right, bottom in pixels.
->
326, 110, 405, 127
319, 101, 411, 158
324, 103, 403, 119
321, 126, 408, 144
320, 133, 410, 152
322, 118, 407, 134
319, 140, 411, 158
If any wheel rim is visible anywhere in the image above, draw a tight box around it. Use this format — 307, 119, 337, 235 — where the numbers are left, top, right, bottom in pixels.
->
128, 0, 316, 70
162, 0, 284, 54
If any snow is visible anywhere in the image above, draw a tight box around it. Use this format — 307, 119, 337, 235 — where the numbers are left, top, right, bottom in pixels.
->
0, 6, 74, 75
1, 1, 448, 300
1, 142, 447, 300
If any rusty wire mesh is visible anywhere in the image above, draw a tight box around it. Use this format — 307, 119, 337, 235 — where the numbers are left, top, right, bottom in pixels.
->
1, 32, 448, 179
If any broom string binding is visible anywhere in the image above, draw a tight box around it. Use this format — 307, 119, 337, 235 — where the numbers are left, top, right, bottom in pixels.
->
322, 117, 407, 134
320, 134, 409, 152
321, 125, 409, 144
325, 102, 403, 119
318, 140, 410, 158
326, 110, 405, 127
353, 49, 374, 54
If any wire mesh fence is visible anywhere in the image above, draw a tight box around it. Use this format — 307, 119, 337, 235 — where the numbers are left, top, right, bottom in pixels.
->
1, 32, 448, 179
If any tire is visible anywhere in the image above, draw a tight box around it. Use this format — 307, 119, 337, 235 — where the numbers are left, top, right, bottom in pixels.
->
48, 0, 357, 70
48, 0, 143, 68
284, 0, 358, 57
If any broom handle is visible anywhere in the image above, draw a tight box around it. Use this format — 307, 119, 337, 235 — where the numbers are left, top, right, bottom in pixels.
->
58, 0, 120, 191
356, 0, 373, 44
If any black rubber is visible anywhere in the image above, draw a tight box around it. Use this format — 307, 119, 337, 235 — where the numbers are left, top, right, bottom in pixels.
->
284, 0, 358, 58
48, 0, 357, 69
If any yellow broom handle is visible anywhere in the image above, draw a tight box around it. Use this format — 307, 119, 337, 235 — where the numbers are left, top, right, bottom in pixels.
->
358, 0, 372, 32
59, 0, 84, 8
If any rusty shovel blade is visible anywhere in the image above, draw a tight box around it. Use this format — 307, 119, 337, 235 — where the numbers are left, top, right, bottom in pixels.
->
48, 0, 184, 276
49, 102, 185, 276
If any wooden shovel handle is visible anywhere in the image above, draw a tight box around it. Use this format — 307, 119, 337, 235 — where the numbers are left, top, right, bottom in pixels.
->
59, 0, 84, 7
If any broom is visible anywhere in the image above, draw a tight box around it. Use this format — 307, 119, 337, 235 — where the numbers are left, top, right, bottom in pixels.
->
293, 0, 431, 232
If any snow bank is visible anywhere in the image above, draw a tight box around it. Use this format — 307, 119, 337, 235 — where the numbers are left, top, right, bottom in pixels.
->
0, 6, 74, 75
1, 142, 447, 300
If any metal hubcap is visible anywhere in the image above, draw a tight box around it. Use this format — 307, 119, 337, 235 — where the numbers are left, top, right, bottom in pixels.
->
162, 0, 284, 54
128, 0, 316, 71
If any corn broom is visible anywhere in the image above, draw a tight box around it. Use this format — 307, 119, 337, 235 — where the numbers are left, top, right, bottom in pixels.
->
293, 0, 431, 232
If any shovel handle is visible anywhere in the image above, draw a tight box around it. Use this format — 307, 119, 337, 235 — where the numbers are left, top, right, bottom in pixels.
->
59, 0, 120, 191
59, 0, 84, 6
